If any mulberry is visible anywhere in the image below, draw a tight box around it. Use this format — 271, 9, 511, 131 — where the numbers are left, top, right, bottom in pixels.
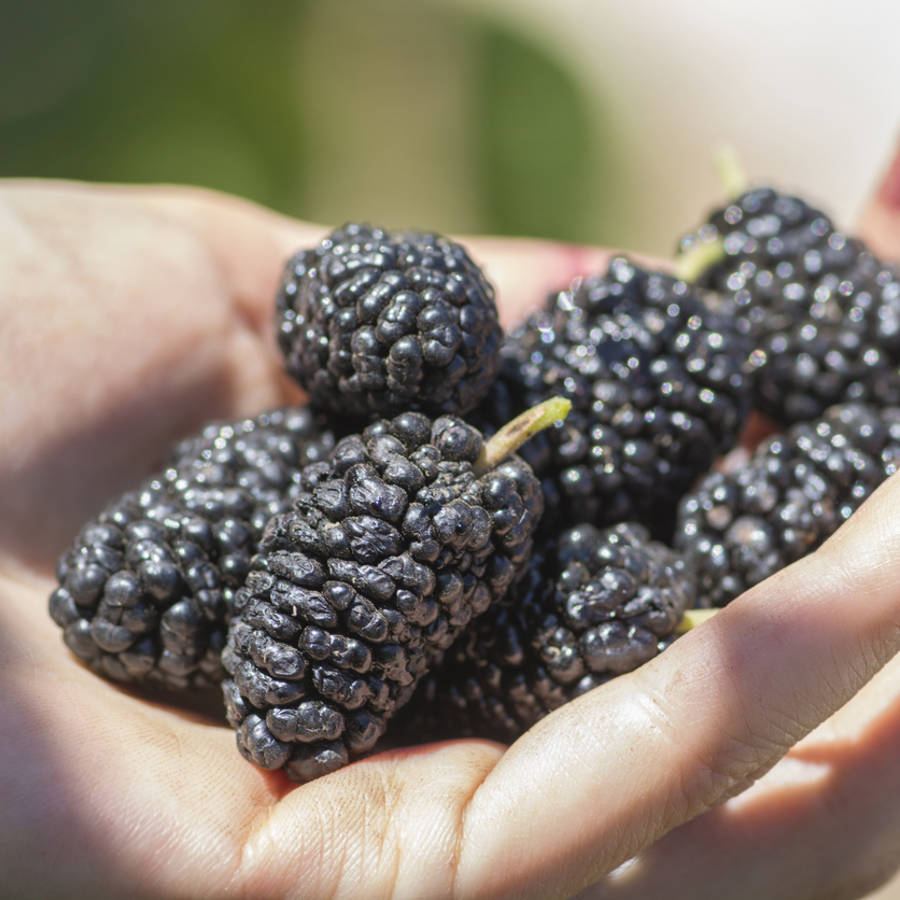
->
475, 256, 751, 536
680, 185, 900, 424
277, 223, 502, 421
48, 407, 336, 689
399, 522, 693, 743
221, 407, 552, 781
675, 403, 900, 607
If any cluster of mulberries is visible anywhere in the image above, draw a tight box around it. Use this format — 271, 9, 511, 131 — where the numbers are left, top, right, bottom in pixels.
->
47, 195, 900, 784
397, 522, 692, 743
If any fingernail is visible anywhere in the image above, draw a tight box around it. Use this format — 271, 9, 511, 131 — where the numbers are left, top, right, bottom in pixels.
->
878, 135, 900, 210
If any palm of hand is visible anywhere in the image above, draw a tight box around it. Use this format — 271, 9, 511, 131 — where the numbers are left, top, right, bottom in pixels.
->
0, 181, 898, 900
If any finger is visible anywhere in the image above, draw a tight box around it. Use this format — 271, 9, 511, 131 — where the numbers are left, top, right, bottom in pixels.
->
1, 179, 623, 378
856, 133, 900, 262
66, 184, 619, 401
580, 655, 900, 900
125, 182, 328, 332
454, 473, 900, 899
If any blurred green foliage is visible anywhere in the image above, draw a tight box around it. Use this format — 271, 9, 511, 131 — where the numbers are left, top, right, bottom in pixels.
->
0, 2, 310, 205
0, 0, 606, 242
470, 24, 591, 243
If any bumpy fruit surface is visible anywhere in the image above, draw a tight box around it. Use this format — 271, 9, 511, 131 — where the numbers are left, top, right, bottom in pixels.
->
48, 407, 336, 689
398, 522, 693, 743
475, 256, 751, 536
277, 223, 502, 421
675, 403, 900, 607
221, 412, 543, 782
746, 261, 900, 423
681, 186, 900, 424
679, 186, 849, 291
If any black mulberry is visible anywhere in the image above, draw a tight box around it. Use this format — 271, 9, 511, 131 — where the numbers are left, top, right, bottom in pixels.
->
277, 223, 502, 420
221, 411, 545, 781
399, 522, 693, 743
743, 261, 900, 423
48, 407, 336, 690
476, 256, 752, 536
680, 186, 900, 424
675, 403, 900, 607
679, 186, 848, 294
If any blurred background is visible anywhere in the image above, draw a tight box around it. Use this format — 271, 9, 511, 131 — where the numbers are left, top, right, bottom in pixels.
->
1, 0, 899, 257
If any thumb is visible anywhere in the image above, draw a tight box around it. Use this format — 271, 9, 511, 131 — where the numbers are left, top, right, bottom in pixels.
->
857, 133, 900, 262
454, 473, 900, 899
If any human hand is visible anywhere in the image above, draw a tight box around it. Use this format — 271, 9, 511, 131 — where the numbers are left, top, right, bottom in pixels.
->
577, 141, 900, 900
0, 175, 898, 899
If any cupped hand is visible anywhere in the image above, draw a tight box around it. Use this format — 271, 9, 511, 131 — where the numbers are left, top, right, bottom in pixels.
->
0, 176, 898, 900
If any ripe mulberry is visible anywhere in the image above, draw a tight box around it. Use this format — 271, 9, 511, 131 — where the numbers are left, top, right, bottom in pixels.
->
48, 407, 336, 689
680, 185, 900, 424
675, 403, 900, 607
221, 411, 545, 781
398, 522, 693, 743
475, 256, 751, 536
277, 223, 502, 421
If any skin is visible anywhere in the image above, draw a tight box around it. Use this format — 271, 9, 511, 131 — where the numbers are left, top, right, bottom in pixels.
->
0, 162, 899, 899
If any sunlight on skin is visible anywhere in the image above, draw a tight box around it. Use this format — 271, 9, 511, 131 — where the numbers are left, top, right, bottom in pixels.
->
723, 755, 833, 813
580, 656, 900, 900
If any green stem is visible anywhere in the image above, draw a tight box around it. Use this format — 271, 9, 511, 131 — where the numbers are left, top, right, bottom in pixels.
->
675, 607, 718, 633
673, 239, 726, 283
474, 396, 572, 475
714, 143, 750, 198
673, 144, 750, 283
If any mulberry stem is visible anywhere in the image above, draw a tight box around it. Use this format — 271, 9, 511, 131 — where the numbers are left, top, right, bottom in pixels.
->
675, 607, 718, 633
714, 143, 749, 198
475, 396, 572, 475
674, 240, 726, 283
673, 144, 750, 284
